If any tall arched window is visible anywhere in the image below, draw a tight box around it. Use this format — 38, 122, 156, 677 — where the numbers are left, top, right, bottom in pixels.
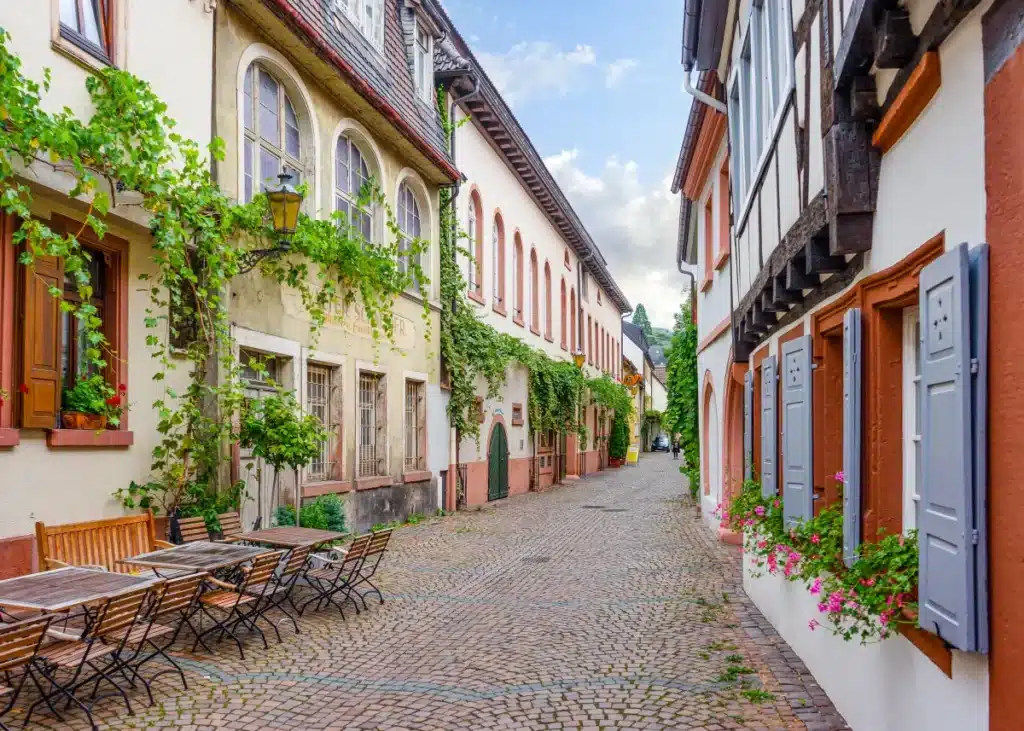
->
570, 288, 577, 351
492, 214, 505, 310
513, 233, 524, 322
468, 191, 483, 296
335, 133, 373, 240
560, 279, 567, 349
543, 262, 552, 339
397, 181, 423, 289
587, 315, 593, 363
243, 63, 303, 203
529, 250, 540, 333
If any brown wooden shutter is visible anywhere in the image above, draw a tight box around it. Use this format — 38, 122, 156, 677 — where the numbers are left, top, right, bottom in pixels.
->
20, 256, 63, 428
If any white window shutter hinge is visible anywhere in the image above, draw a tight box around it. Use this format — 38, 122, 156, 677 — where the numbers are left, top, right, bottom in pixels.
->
972, 529, 979, 545
970, 357, 979, 375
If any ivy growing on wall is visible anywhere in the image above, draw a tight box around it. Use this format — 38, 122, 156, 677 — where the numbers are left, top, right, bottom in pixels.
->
0, 32, 428, 515
666, 301, 699, 497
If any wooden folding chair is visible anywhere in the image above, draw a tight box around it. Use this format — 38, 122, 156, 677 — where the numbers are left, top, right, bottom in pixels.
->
192, 552, 282, 659
27, 584, 159, 730
299, 534, 371, 618
175, 516, 211, 544
350, 529, 393, 609
0, 615, 52, 731
244, 545, 312, 638
215, 512, 244, 542
117, 572, 208, 705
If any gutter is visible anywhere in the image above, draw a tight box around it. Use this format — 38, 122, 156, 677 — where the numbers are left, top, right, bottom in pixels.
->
682, 70, 726, 114
265, 0, 460, 182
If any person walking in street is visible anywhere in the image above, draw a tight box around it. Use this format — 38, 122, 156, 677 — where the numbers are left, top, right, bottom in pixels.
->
671, 438, 680, 460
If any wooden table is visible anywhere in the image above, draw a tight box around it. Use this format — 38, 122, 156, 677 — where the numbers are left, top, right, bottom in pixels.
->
233, 526, 347, 549
119, 541, 271, 572
0, 567, 159, 613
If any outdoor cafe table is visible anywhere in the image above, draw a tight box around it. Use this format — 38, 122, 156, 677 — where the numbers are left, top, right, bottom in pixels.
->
118, 541, 270, 573
232, 526, 347, 549
0, 567, 159, 614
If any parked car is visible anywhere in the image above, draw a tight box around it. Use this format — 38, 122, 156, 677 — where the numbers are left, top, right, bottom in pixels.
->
652, 435, 670, 452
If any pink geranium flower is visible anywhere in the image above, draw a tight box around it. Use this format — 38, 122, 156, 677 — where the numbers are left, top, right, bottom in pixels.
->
810, 534, 820, 545
833, 471, 846, 483
754, 505, 765, 516
809, 577, 823, 595
808, 619, 820, 631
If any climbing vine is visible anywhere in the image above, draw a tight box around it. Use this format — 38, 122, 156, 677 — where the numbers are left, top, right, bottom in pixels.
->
666, 301, 699, 496
0, 32, 427, 514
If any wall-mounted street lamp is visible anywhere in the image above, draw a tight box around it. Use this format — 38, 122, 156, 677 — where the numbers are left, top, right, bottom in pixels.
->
572, 349, 586, 369
237, 172, 303, 274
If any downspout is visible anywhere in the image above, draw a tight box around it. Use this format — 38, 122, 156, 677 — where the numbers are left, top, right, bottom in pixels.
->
682, 71, 726, 114
682, 0, 726, 114
576, 245, 594, 475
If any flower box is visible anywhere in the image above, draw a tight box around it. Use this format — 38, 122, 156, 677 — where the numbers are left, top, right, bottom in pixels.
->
61, 412, 108, 430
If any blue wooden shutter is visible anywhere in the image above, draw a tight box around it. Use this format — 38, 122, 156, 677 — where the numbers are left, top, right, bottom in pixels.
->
782, 336, 813, 527
761, 356, 777, 498
744, 370, 754, 481
968, 244, 989, 654
918, 242, 982, 652
842, 309, 862, 567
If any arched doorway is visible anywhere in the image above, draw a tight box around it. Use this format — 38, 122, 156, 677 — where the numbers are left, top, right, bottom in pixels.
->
488, 422, 509, 501
723, 361, 746, 505
701, 373, 720, 506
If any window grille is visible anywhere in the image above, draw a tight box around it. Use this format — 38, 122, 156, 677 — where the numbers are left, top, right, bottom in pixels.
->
358, 372, 381, 477
307, 364, 335, 482
405, 381, 424, 471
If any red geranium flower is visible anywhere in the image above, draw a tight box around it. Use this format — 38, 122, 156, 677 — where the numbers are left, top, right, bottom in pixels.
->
18, 384, 29, 394
118, 383, 127, 393
106, 395, 122, 407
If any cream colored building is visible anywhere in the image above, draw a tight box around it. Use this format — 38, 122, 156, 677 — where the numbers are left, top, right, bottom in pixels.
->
0, 0, 215, 575
213, 0, 460, 532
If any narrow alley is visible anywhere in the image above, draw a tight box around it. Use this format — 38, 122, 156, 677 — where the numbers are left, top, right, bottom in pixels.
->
24, 457, 848, 731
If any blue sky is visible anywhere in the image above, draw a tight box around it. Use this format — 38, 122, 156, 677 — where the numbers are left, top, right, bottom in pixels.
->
442, 0, 695, 328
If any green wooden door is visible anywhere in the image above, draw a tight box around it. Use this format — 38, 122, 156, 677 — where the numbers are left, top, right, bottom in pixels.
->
488, 423, 509, 501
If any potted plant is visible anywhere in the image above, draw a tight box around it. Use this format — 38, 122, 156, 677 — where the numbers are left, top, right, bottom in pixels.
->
62, 374, 126, 429
608, 413, 629, 468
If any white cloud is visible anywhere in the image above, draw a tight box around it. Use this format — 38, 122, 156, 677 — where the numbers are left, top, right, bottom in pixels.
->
544, 149, 687, 329
605, 58, 638, 88
476, 42, 597, 106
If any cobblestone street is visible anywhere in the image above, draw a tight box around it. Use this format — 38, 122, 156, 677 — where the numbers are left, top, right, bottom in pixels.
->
23, 455, 848, 730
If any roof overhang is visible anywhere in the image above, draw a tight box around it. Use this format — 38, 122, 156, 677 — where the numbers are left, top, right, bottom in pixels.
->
682, 0, 728, 73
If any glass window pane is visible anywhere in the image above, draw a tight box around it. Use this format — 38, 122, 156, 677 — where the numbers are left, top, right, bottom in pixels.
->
259, 71, 281, 148
336, 138, 351, 195
284, 97, 300, 158
336, 197, 350, 220
243, 138, 254, 202
81, 0, 103, 46
259, 147, 281, 191
59, 0, 78, 28
243, 67, 254, 132
284, 163, 301, 189
352, 143, 369, 196
359, 210, 372, 241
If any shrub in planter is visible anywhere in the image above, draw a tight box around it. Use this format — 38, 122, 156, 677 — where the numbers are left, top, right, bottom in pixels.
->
62, 375, 126, 428
608, 413, 629, 462
276, 494, 346, 533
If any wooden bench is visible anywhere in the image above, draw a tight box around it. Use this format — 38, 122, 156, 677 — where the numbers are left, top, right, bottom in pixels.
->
35, 511, 174, 574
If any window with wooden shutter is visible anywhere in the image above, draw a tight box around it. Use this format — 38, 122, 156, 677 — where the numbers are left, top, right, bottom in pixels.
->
20, 256, 63, 429
917, 242, 988, 653
760, 355, 776, 497
781, 336, 813, 527
843, 309, 862, 567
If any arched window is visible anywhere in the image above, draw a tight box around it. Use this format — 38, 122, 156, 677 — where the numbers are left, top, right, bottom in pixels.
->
335, 133, 373, 240
468, 191, 483, 296
570, 288, 577, 351
560, 278, 567, 349
564, 250, 571, 270
397, 181, 423, 288
529, 249, 539, 333
543, 262, 552, 339
587, 315, 592, 363
243, 63, 302, 203
492, 214, 505, 309
513, 233, 524, 322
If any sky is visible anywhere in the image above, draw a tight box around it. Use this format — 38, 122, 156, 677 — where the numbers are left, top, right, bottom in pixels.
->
441, 0, 695, 329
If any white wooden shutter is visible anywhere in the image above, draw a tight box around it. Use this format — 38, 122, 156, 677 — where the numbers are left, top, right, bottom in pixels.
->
782, 336, 813, 527
843, 309, 862, 567
761, 356, 777, 498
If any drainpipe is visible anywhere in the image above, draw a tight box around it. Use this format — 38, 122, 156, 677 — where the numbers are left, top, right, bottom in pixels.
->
682, 70, 726, 115
677, 261, 697, 325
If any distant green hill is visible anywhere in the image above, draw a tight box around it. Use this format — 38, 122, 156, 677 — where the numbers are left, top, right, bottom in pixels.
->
649, 327, 672, 349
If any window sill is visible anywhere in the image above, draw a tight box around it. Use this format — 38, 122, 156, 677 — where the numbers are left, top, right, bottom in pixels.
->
52, 32, 112, 74
303, 480, 352, 498
513, 314, 525, 328
402, 470, 432, 484
467, 290, 486, 306
511, 418, 524, 427
560, 342, 568, 351
700, 274, 713, 293
530, 325, 541, 336
47, 430, 134, 449
355, 475, 394, 491
492, 302, 507, 317
898, 611, 952, 678
544, 333, 554, 343
714, 248, 730, 271
0, 429, 19, 448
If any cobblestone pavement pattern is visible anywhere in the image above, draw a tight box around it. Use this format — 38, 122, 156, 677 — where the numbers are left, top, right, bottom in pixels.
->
16, 455, 850, 730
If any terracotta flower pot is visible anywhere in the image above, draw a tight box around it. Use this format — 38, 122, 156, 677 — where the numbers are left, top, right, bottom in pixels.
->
61, 412, 108, 430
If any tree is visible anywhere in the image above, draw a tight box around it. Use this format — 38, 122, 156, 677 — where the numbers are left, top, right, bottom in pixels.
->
665, 301, 699, 498
632, 304, 653, 338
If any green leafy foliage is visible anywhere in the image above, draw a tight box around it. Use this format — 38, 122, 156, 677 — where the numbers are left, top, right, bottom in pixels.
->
239, 390, 327, 473
721, 479, 919, 643
62, 373, 125, 425
609, 413, 630, 460
0, 32, 424, 512
276, 493, 346, 533
631, 303, 653, 338
666, 302, 699, 497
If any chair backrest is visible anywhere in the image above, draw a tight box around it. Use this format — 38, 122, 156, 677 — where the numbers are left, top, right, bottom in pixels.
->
364, 528, 393, 558
153, 572, 208, 618
35, 512, 159, 573
280, 545, 313, 578
242, 552, 284, 592
93, 584, 160, 640
217, 512, 243, 539
0, 615, 52, 672
177, 516, 210, 544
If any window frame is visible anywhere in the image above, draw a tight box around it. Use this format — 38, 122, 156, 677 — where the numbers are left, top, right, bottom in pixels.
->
403, 377, 427, 474
57, 0, 115, 66
397, 180, 425, 293
468, 191, 484, 300
305, 362, 341, 483
413, 20, 434, 104
357, 368, 387, 479
902, 306, 922, 533
334, 132, 376, 243
725, 0, 796, 235
333, 0, 386, 53
529, 249, 540, 335
243, 63, 304, 205
492, 213, 506, 312
512, 233, 524, 323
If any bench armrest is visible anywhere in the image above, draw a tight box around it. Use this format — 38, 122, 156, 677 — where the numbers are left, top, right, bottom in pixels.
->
153, 540, 175, 549
43, 558, 70, 571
